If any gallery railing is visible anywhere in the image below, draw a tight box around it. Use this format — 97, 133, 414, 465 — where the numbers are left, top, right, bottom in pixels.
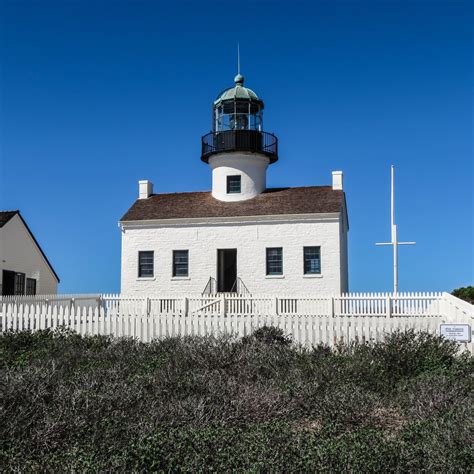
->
201, 130, 278, 163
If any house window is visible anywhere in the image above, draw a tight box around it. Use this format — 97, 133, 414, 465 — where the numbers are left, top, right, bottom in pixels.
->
26, 278, 37, 295
173, 250, 189, 277
304, 246, 321, 274
227, 175, 241, 194
138, 251, 154, 278
14, 272, 25, 295
266, 247, 283, 275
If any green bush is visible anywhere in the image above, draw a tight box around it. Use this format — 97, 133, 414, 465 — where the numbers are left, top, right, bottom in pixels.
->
242, 325, 292, 346
0, 328, 472, 472
452, 286, 474, 304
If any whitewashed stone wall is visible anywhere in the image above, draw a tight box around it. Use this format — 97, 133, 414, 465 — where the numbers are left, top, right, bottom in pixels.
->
121, 215, 348, 296
209, 152, 269, 201
0, 214, 58, 295
339, 212, 349, 293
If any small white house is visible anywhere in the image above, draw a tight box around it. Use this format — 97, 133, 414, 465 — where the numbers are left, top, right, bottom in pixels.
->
120, 72, 348, 296
0, 211, 59, 295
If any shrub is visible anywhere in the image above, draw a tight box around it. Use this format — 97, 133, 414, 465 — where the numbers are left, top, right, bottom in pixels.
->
0, 328, 472, 471
354, 330, 460, 383
242, 325, 292, 346
452, 286, 474, 304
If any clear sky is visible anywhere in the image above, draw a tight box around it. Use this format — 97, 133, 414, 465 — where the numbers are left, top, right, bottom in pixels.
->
1, 0, 472, 294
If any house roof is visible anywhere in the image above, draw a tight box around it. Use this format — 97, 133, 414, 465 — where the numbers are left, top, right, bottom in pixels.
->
0, 210, 18, 228
0, 210, 60, 282
120, 186, 347, 223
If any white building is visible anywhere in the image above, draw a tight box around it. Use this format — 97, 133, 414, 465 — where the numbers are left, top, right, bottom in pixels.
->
0, 211, 59, 295
120, 73, 348, 295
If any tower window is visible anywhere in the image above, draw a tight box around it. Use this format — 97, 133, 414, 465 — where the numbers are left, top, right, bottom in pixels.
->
173, 250, 189, 277
138, 251, 154, 278
304, 247, 321, 274
227, 175, 241, 194
266, 248, 283, 276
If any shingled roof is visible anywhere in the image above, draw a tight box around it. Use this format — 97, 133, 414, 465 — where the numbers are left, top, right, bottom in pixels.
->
120, 186, 346, 222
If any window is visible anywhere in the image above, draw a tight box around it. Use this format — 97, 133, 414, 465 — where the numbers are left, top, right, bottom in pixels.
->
138, 251, 154, 278
227, 175, 241, 194
14, 272, 25, 295
304, 247, 321, 274
173, 250, 189, 277
26, 278, 37, 295
266, 248, 283, 275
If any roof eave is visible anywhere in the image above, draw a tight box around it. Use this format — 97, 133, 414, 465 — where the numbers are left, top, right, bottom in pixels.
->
119, 212, 342, 228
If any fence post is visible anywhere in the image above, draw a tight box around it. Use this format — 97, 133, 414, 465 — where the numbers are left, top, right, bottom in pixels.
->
386, 295, 391, 318
330, 297, 335, 317
1, 304, 5, 333
145, 297, 150, 317
220, 295, 226, 317
275, 297, 278, 316
184, 297, 189, 317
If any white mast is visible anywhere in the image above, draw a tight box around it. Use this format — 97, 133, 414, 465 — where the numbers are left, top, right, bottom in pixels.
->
375, 165, 416, 294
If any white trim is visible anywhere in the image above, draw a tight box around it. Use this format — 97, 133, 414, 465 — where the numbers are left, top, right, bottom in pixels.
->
265, 275, 285, 279
171, 277, 191, 281
303, 274, 323, 279
136, 277, 155, 281
119, 212, 341, 230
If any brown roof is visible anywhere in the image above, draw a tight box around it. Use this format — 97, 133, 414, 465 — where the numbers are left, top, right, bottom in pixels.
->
120, 186, 346, 222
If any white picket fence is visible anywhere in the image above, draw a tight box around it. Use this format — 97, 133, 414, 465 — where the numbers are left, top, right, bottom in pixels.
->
1, 292, 472, 350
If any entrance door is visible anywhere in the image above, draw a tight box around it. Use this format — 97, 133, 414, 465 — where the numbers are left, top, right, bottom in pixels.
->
217, 249, 237, 293
2, 270, 15, 295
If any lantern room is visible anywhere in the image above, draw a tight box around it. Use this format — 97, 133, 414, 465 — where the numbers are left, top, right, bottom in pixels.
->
201, 74, 278, 164
213, 74, 263, 132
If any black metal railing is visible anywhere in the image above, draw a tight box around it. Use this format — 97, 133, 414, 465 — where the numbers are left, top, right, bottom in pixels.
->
202, 276, 217, 295
201, 130, 278, 163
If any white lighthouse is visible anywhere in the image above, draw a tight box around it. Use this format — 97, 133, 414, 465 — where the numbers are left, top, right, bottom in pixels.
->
120, 68, 349, 295
201, 73, 278, 202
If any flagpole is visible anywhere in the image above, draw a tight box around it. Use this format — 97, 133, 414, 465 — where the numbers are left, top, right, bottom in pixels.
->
391, 166, 398, 295
376, 165, 415, 294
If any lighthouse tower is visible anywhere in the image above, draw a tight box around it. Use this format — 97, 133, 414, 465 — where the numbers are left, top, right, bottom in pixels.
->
201, 73, 278, 201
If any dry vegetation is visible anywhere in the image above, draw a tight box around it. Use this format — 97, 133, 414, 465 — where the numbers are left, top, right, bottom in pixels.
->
1, 327, 473, 472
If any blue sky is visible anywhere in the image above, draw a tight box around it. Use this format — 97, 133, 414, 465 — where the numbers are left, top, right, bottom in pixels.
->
1, 0, 472, 293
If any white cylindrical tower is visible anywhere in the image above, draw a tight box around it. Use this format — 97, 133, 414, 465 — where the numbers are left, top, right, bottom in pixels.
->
201, 73, 278, 202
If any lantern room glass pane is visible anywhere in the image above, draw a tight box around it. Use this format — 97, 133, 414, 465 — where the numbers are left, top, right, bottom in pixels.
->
214, 100, 263, 132
223, 103, 234, 114
236, 102, 249, 113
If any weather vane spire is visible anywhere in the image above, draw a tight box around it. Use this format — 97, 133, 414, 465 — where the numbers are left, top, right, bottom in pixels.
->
237, 43, 240, 75
234, 43, 244, 85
